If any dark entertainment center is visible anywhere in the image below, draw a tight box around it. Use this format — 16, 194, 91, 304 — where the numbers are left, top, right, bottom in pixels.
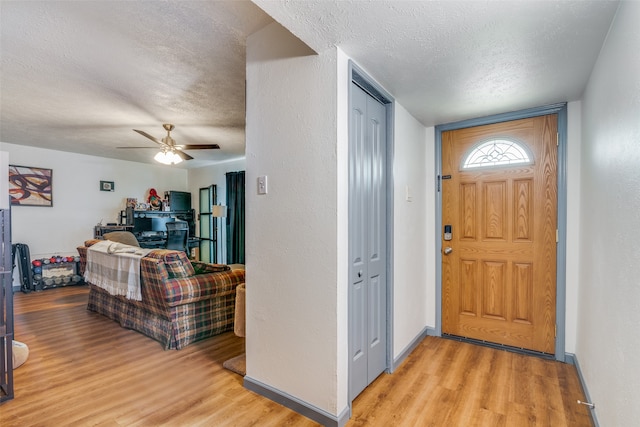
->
125, 207, 197, 248
94, 191, 198, 250
123, 191, 197, 250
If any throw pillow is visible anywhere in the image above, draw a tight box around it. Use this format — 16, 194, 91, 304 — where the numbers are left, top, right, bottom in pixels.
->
103, 231, 141, 247
146, 250, 196, 278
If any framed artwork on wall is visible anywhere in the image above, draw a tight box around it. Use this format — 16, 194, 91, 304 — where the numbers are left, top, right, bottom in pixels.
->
8, 165, 53, 207
100, 180, 115, 192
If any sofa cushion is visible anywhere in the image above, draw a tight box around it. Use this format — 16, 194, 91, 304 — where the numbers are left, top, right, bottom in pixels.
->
145, 249, 196, 278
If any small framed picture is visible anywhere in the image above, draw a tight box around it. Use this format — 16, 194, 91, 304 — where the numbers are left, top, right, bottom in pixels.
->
100, 180, 115, 192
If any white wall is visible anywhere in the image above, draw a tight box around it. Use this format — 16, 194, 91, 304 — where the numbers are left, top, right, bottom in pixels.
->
0, 152, 9, 210
246, 19, 435, 420
577, 2, 640, 425
246, 22, 344, 416
0, 142, 187, 259
392, 104, 432, 357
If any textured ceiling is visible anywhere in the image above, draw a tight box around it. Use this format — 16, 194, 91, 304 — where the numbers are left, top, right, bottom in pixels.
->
0, 1, 273, 168
256, 0, 619, 125
1, 1, 619, 167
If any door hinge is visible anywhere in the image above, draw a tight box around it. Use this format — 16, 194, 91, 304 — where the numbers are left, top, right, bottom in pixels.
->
556, 132, 559, 147
556, 229, 559, 243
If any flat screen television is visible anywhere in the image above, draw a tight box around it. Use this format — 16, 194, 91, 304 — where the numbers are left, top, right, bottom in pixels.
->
132, 217, 152, 235
169, 191, 191, 211
151, 216, 173, 233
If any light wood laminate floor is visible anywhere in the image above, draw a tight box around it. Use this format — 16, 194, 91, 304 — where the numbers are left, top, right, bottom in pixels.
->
1, 286, 592, 426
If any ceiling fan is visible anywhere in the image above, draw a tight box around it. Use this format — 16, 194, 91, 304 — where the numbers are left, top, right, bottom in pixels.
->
119, 124, 220, 164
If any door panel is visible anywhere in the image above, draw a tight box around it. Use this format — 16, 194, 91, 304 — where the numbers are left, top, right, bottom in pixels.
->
352, 280, 366, 361
349, 82, 387, 400
350, 84, 369, 398
366, 90, 386, 381
442, 115, 557, 354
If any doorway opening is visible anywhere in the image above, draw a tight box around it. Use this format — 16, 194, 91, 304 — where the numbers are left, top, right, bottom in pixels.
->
198, 185, 217, 263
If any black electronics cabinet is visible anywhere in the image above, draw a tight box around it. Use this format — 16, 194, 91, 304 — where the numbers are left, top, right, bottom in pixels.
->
125, 207, 196, 237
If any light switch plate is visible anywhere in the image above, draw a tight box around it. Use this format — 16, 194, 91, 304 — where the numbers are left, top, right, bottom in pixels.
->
257, 175, 268, 194
405, 185, 413, 202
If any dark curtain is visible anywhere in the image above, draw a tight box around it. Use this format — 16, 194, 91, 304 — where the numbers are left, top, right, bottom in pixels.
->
225, 171, 245, 264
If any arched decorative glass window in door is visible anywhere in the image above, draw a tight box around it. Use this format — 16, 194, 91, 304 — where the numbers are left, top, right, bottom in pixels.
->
461, 138, 533, 170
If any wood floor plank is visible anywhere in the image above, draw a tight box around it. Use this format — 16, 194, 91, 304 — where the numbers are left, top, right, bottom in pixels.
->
0, 287, 593, 426
348, 337, 593, 427
1, 286, 318, 427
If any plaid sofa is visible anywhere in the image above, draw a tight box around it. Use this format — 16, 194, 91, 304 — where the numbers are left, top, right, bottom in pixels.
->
78, 239, 245, 350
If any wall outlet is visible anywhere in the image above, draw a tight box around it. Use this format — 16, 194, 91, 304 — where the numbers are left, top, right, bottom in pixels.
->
257, 175, 268, 194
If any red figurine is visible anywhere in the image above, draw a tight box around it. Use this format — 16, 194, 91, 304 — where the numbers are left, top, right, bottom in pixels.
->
148, 188, 162, 210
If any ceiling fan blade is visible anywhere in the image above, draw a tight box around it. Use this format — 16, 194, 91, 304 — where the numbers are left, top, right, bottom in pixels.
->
117, 146, 161, 149
177, 144, 220, 150
174, 150, 194, 161
133, 129, 165, 146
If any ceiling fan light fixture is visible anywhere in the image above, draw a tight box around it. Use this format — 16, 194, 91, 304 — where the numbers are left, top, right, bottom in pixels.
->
128, 124, 218, 163
154, 150, 183, 165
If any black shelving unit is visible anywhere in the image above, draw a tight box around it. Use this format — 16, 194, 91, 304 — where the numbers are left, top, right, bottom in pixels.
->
125, 207, 196, 237
0, 208, 13, 402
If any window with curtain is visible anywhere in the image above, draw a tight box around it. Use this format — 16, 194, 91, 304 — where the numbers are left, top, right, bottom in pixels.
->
225, 171, 245, 264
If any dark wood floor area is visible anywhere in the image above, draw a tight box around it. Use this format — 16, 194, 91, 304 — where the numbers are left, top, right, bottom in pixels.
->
1, 286, 592, 426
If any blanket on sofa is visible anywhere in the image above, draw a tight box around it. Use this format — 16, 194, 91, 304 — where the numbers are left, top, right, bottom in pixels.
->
85, 241, 152, 300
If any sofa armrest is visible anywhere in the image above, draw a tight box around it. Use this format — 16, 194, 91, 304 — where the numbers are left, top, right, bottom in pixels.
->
77, 240, 103, 276
162, 269, 245, 307
76, 246, 88, 276
192, 261, 230, 274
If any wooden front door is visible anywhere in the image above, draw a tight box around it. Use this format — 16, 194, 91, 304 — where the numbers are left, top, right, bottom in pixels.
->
441, 115, 557, 354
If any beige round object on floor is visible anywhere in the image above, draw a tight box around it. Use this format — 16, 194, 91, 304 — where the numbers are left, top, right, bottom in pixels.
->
12, 340, 29, 369
234, 283, 245, 337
